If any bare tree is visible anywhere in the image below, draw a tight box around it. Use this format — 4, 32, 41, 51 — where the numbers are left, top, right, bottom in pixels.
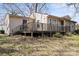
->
2, 3, 49, 16
2, 3, 18, 15
67, 3, 79, 16
24, 3, 49, 15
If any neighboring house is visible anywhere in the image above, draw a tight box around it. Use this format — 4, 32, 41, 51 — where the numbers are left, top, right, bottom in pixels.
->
75, 23, 79, 30
4, 13, 76, 35
0, 25, 4, 30
0, 21, 5, 31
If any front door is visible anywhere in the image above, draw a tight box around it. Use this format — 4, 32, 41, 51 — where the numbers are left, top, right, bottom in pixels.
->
61, 21, 64, 31
22, 20, 27, 30
23, 20, 27, 25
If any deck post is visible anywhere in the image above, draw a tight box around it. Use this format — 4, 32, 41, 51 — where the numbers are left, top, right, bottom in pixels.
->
42, 23, 44, 38
31, 32, 33, 38
64, 20, 65, 32
25, 33, 26, 36
42, 31, 43, 38
50, 31, 51, 37
50, 19, 52, 37
31, 23, 34, 38
57, 20, 58, 32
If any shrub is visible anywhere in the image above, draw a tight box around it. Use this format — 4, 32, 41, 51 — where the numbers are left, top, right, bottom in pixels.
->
53, 33, 63, 38
72, 32, 77, 35
13, 31, 22, 35
0, 30, 5, 34
75, 30, 79, 34
65, 32, 73, 36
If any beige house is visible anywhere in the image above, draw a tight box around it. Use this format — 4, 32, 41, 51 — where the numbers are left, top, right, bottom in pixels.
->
4, 13, 76, 35
4, 14, 34, 35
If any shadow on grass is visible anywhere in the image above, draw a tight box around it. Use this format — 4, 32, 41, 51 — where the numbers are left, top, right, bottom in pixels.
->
0, 47, 18, 55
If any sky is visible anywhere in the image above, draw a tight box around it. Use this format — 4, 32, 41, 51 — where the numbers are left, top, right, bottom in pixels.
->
48, 3, 79, 23
0, 3, 79, 23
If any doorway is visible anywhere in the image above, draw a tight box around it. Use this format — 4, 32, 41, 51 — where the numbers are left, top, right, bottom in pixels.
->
22, 20, 27, 30
61, 20, 64, 25
60, 20, 64, 31
23, 20, 27, 25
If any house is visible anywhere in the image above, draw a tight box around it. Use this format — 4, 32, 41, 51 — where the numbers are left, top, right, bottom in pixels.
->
0, 21, 5, 30
30, 13, 76, 32
4, 13, 76, 35
75, 23, 79, 30
4, 14, 34, 35
0, 24, 4, 30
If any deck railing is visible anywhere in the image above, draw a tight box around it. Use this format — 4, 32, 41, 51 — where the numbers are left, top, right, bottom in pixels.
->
23, 22, 70, 32
11, 22, 70, 34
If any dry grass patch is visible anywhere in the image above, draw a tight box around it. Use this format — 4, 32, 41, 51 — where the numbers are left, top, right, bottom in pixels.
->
0, 34, 79, 55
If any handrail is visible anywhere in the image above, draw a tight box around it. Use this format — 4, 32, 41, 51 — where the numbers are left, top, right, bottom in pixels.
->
11, 22, 71, 34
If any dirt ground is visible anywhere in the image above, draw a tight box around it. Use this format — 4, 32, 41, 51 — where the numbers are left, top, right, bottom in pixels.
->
0, 34, 79, 56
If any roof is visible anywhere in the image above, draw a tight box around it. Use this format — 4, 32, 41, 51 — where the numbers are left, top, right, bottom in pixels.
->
9, 14, 34, 20
48, 15, 60, 19
63, 15, 71, 20
47, 15, 71, 21
9, 13, 76, 23
33, 12, 49, 15
48, 14, 76, 23
70, 20, 76, 23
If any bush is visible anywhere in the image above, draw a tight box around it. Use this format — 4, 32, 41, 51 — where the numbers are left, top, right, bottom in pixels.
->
13, 31, 22, 35
53, 33, 63, 38
0, 30, 5, 34
72, 32, 77, 35
75, 30, 79, 34
65, 32, 73, 36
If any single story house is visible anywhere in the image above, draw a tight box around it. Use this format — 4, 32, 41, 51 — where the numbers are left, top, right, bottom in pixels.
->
4, 13, 76, 35
0, 24, 4, 30
0, 21, 5, 31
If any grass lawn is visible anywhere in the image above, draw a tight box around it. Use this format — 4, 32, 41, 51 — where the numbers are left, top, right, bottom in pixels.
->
0, 34, 79, 56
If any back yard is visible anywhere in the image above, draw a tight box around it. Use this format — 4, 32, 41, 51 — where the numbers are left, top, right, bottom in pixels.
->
0, 33, 79, 56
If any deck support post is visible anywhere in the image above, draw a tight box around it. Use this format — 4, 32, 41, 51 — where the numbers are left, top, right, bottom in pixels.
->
50, 19, 52, 37
57, 20, 58, 32
31, 22, 34, 38
42, 31, 43, 38
25, 33, 26, 36
50, 31, 51, 37
64, 20, 65, 32
31, 32, 33, 38
42, 23, 44, 38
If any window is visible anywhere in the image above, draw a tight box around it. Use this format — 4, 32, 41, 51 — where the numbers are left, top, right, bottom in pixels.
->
22, 20, 27, 29
48, 19, 56, 25
37, 20, 40, 28
48, 19, 51, 24
52, 20, 56, 24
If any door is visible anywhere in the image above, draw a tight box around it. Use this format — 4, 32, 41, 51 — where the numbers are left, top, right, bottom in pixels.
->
22, 20, 27, 30
23, 20, 27, 25
60, 21, 64, 31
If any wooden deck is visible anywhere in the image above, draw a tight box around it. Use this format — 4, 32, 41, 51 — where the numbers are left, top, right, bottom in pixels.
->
11, 22, 70, 35
20, 22, 70, 33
